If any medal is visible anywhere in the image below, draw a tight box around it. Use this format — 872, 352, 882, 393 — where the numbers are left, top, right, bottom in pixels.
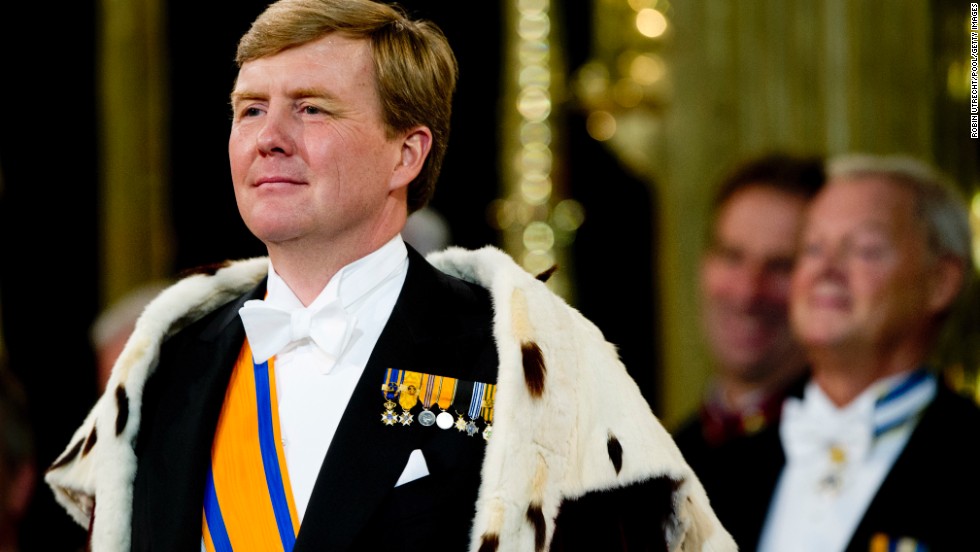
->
417, 374, 441, 427
398, 371, 422, 426
418, 408, 437, 427
817, 444, 847, 495
455, 413, 469, 433
436, 410, 455, 430
452, 379, 475, 433
434, 377, 457, 430
481, 384, 496, 441
380, 368, 403, 426
464, 381, 486, 437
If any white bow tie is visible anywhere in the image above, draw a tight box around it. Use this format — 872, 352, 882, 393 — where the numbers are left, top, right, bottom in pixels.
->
239, 299, 355, 366
780, 397, 873, 464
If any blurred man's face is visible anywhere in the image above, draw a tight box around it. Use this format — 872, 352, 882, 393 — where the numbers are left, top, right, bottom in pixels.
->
700, 185, 809, 382
790, 176, 941, 354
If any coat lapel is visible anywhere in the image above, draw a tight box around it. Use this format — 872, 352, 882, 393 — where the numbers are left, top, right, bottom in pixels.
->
131, 281, 265, 550
294, 248, 497, 550
292, 312, 428, 550
844, 385, 964, 552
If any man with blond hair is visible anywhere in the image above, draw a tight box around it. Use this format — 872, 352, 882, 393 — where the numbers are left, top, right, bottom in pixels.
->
44, 1, 734, 551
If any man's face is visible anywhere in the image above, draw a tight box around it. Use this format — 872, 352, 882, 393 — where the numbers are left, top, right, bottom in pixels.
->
790, 176, 940, 353
229, 34, 411, 249
700, 185, 809, 382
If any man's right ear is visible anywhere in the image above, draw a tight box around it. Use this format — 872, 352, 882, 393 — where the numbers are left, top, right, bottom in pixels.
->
926, 254, 966, 316
390, 126, 432, 192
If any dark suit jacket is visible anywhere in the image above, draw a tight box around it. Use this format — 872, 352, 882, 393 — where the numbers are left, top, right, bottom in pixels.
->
707, 381, 980, 552
673, 374, 807, 547
131, 248, 499, 551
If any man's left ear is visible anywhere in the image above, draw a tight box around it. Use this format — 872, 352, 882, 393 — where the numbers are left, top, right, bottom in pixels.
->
391, 126, 432, 190
927, 255, 966, 314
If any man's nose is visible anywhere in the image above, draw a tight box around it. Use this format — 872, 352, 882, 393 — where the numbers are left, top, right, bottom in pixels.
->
730, 264, 768, 304
809, 243, 849, 282
256, 110, 296, 156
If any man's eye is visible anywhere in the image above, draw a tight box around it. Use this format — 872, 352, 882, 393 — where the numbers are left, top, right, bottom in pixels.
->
708, 243, 741, 265
303, 105, 322, 115
856, 245, 887, 261
240, 106, 263, 118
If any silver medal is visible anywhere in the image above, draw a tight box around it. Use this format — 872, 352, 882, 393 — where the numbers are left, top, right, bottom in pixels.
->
419, 409, 437, 427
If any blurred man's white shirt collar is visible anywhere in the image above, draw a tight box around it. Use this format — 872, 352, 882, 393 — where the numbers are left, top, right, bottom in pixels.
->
758, 370, 934, 552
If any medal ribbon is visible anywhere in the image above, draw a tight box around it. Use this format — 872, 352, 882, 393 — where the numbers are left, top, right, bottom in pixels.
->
436, 376, 457, 411
481, 384, 496, 424
399, 371, 422, 411
419, 373, 439, 410
382, 368, 404, 401
380, 368, 404, 425
468, 381, 486, 420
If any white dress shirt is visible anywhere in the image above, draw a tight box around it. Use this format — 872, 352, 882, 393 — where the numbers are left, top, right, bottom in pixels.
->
260, 235, 408, 521
757, 370, 936, 552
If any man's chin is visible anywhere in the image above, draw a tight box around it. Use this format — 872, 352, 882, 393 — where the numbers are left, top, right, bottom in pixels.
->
244, 219, 306, 245
716, 344, 775, 372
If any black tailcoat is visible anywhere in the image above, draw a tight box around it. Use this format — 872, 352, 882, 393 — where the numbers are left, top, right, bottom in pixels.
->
131, 248, 499, 551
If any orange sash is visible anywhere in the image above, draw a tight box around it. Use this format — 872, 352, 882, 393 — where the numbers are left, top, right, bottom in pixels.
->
202, 341, 300, 552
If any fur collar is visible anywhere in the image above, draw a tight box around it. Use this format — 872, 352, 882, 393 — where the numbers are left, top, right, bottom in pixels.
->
45, 246, 735, 551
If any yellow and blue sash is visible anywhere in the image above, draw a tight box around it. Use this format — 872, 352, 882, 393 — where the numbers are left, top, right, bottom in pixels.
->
203, 341, 300, 552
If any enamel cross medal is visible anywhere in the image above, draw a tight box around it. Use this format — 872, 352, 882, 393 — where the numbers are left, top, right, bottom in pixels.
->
398, 371, 421, 426
380, 368, 403, 426
464, 381, 486, 437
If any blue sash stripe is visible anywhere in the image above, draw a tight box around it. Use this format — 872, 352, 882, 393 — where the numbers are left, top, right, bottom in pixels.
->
873, 368, 934, 439
877, 368, 928, 407
254, 361, 297, 551
204, 469, 234, 552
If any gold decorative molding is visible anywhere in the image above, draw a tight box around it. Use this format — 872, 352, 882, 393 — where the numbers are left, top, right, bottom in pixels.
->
99, 0, 173, 307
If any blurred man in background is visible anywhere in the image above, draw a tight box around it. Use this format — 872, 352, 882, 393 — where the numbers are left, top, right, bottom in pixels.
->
673, 152, 824, 472
0, 361, 36, 552
749, 153, 980, 551
90, 281, 172, 392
